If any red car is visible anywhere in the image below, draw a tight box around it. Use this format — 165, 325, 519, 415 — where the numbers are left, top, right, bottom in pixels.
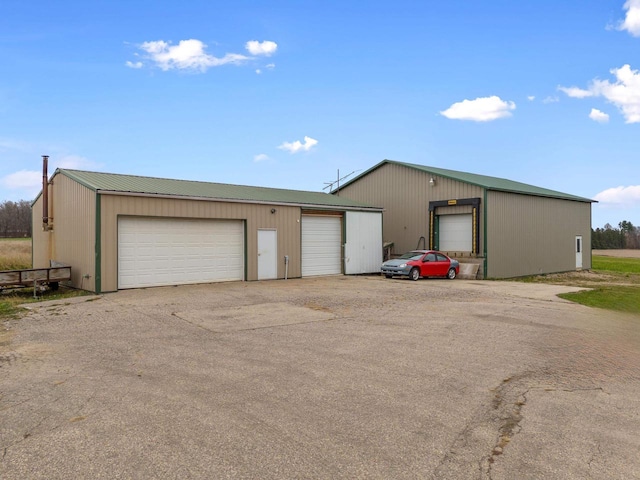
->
381, 250, 459, 280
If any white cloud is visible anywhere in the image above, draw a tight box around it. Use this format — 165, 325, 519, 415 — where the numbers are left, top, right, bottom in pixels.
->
245, 40, 278, 56
0, 138, 30, 152
256, 63, 275, 75
0, 155, 101, 193
254, 153, 269, 162
591, 65, 640, 123
138, 39, 248, 72
619, 0, 640, 36
594, 185, 640, 205
55, 155, 101, 170
558, 86, 593, 98
440, 96, 516, 122
277, 136, 318, 153
562, 64, 640, 123
527, 95, 535, 101
130, 38, 278, 72
0, 170, 41, 190
542, 96, 560, 104
589, 108, 610, 123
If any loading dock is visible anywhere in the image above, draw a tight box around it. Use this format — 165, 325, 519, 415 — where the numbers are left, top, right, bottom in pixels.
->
336, 160, 595, 278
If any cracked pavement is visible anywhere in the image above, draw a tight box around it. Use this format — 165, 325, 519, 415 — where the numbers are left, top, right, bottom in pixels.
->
1, 276, 639, 479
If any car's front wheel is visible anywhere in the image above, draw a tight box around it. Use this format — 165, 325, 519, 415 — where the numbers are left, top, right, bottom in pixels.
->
447, 268, 457, 280
410, 268, 420, 281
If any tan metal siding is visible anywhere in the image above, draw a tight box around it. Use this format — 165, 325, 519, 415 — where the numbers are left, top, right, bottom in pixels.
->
486, 191, 592, 278
338, 163, 484, 255
31, 175, 96, 290
100, 195, 301, 292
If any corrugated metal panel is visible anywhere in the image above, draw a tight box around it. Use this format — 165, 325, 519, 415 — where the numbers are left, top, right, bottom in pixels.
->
338, 163, 484, 255
344, 212, 383, 274
32, 175, 96, 290
486, 190, 592, 278
58, 169, 381, 210
339, 160, 594, 203
100, 195, 301, 292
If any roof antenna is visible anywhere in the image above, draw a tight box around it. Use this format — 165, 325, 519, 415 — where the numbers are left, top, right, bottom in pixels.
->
323, 169, 359, 195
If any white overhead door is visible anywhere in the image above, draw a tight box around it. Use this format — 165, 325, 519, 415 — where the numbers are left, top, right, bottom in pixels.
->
344, 212, 382, 274
439, 214, 472, 252
118, 217, 244, 289
301, 215, 342, 276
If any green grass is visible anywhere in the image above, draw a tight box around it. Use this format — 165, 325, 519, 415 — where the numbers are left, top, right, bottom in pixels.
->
0, 300, 22, 318
592, 255, 640, 274
558, 286, 640, 314
513, 254, 640, 314
0, 287, 90, 320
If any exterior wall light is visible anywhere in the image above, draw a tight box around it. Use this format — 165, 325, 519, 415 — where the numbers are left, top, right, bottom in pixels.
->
429, 177, 436, 186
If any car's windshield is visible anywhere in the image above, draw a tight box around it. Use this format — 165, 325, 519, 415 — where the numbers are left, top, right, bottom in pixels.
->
399, 252, 424, 260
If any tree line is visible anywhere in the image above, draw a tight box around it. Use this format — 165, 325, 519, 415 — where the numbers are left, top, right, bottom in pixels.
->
592, 221, 639, 249
0, 200, 32, 237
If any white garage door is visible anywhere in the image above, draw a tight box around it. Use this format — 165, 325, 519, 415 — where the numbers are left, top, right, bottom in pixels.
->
301, 215, 342, 276
439, 214, 472, 252
118, 217, 244, 289
344, 212, 382, 274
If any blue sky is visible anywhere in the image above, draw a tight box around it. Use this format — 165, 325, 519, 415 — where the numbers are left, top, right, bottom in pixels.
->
1, 0, 639, 229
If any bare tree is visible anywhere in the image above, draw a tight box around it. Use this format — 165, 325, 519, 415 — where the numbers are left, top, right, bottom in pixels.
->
0, 200, 32, 237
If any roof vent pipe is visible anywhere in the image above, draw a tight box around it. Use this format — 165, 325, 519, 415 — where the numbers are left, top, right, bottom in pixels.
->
42, 155, 49, 226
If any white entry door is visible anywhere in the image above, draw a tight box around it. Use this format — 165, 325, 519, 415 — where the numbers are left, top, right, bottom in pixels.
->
258, 229, 278, 280
576, 235, 583, 269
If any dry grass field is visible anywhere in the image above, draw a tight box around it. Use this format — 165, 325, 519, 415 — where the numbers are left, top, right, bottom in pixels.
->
0, 238, 32, 271
593, 249, 640, 258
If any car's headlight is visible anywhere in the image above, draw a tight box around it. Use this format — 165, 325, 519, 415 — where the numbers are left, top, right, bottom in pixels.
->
399, 263, 407, 268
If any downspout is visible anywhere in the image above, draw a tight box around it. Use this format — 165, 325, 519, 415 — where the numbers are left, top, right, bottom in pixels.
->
95, 193, 102, 293
483, 189, 488, 278
284, 255, 289, 280
589, 203, 593, 270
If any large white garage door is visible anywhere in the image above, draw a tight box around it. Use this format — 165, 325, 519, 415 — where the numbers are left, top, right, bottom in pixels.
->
118, 217, 244, 289
439, 214, 472, 252
301, 215, 342, 276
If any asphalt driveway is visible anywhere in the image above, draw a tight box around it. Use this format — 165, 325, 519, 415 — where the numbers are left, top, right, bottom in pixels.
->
1, 276, 639, 479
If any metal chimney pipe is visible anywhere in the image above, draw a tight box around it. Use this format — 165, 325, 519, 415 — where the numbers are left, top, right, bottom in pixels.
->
42, 155, 49, 225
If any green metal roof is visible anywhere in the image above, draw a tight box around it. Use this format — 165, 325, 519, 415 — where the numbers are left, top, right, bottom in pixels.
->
57, 169, 382, 210
339, 160, 595, 203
